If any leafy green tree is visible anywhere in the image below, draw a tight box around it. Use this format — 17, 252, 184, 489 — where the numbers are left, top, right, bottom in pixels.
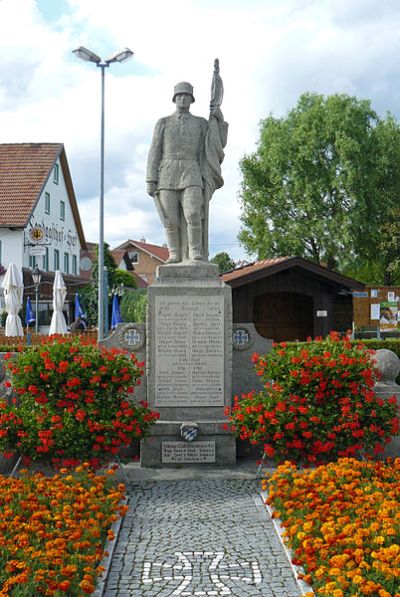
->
239, 93, 400, 282
113, 269, 137, 289
376, 207, 400, 284
120, 289, 147, 323
210, 251, 236, 274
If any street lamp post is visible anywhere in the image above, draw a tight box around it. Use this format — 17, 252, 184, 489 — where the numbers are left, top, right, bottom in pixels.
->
72, 46, 134, 341
32, 265, 42, 334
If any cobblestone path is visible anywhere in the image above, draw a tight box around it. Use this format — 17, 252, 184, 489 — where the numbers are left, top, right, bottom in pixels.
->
103, 478, 301, 597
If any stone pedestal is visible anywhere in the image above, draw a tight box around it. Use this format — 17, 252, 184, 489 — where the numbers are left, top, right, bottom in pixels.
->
141, 262, 235, 467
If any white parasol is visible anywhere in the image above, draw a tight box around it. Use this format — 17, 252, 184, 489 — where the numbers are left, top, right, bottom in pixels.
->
1, 263, 24, 337
49, 270, 68, 335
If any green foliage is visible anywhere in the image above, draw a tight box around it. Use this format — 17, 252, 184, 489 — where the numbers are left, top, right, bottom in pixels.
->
0, 311, 7, 327
210, 251, 236, 274
356, 338, 400, 357
80, 243, 118, 326
0, 336, 159, 467
228, 333, 399, 464
376, 206, 400, 284
113, 269, 137, 288
120, 289, 147, 323
239, 93, 400, 283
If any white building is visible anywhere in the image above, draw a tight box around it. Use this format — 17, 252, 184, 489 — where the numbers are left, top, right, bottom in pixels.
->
0, 143, 88, 327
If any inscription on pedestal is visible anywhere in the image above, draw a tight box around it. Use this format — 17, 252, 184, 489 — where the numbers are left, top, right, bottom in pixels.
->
162, 441, 216, 463
155, 296, 224, 407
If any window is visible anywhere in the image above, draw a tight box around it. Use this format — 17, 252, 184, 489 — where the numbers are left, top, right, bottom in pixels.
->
128, 251, 139, 263
29, 255, 36, 269
43, 247, 49, 272
0, 240, 2, 266
72, 254, 77, 276
45, 192, 50, 214
60, 200, 65, 221
54, 249, 60, 271
53, 163, 59, 184
64, 252, 69, 274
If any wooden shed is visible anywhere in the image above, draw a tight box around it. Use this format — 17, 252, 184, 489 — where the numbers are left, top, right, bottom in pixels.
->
222, 257, 364, 342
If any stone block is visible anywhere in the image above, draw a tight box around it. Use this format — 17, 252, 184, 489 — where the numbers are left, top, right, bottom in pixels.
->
142, 263, 234, 467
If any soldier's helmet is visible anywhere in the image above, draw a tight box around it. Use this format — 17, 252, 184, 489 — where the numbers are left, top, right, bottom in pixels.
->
172, 81, 195, 103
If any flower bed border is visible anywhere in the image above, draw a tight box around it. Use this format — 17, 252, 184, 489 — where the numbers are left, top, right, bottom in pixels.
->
260, 488, 314, 596
92, 494, 128, 597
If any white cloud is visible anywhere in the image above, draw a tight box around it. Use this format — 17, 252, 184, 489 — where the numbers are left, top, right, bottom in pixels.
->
1, 0, 400, 262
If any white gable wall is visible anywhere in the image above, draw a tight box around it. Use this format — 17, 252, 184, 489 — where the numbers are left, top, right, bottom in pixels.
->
0, 229, 24, 271
23, 158, 82, 274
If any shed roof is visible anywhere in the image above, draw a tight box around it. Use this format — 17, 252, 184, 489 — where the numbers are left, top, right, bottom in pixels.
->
222, 256, 365, 290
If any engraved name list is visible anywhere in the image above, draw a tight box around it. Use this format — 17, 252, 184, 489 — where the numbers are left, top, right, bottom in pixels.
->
155, 295, 224, 407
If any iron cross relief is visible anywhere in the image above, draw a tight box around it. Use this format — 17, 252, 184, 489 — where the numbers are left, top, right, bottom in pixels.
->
142, 551, 262, 596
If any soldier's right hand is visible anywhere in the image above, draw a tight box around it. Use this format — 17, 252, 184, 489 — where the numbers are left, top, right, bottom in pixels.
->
147, 182, 157, 197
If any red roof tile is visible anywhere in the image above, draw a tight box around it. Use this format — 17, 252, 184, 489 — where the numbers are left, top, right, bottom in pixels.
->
113, 239, 169, 262
222, 257, 290, 282
0, 143, 63, 226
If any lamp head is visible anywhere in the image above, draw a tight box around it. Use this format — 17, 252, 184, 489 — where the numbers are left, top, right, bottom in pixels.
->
105, 48, 134, 64
72, 46, 101, 63
32, 265, 42, 287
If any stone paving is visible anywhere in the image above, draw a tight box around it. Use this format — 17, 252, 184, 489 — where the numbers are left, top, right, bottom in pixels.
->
103, 478, 302, 597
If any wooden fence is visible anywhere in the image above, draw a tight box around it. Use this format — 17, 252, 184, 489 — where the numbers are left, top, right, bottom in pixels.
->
0, 330, 98, 348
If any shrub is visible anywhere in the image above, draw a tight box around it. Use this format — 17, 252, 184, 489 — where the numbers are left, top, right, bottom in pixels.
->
227, 333, 399, 464
0, 336, 159, 468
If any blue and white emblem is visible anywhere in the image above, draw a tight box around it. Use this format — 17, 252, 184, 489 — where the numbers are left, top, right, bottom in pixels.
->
180, 422, 199, 442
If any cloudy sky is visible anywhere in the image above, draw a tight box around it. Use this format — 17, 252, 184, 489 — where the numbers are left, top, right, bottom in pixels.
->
1, 0, 400, 261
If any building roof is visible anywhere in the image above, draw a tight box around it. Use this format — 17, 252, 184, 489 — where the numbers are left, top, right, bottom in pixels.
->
113, 239, 169, 263
222, 256, 365, 290
0, 143, 86, 248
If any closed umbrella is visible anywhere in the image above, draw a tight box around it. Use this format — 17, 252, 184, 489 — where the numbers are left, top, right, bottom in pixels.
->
74, 293, 85, 320
111, 293, 123, 329
1, 263, 24, 337
49, 270, 68, 335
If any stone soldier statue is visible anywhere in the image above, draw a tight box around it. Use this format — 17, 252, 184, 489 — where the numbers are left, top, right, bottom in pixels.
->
146, 59, 228, 263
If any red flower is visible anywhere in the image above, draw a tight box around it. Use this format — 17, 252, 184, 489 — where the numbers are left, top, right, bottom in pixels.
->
75, 410, 86, 422
264, 443, 275, 457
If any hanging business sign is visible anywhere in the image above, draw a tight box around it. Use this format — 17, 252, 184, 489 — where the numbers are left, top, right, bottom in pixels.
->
29, 245, 46, 256
29, 226, 45, 243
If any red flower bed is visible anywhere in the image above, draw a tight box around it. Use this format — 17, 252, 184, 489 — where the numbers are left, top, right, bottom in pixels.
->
0, 336, 159, 467
227, 333, 399, 464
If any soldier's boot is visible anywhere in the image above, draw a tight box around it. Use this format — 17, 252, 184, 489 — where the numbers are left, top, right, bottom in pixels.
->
188, 226, 203, 261
165, 228, 181, 263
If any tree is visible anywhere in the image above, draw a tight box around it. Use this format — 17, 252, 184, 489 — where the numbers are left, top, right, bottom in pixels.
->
377, 207, 400, 285
113, 269, 137, 289
239, 93, 400, 282
210, 251, 236, 274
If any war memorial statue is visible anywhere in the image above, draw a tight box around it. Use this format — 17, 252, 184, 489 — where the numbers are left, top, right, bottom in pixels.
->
146, 59, 228, 263
142, 60, 234, 467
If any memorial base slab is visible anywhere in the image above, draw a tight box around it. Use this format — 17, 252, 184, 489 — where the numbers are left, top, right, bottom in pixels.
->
141, 263, 235, 468
140, 420, 236, 468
